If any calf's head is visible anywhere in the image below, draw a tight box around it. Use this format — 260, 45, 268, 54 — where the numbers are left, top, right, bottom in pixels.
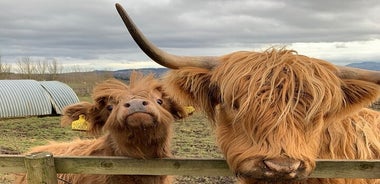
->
116, 3, 380, 181
62, 72, 187, 142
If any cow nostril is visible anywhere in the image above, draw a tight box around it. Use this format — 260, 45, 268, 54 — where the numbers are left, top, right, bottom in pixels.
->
263, 159, 301, 173
142, 101, 148, 106
124, 103, 131, 108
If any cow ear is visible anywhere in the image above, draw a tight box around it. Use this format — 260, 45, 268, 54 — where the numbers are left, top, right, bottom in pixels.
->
86, 97, 115, 136
61, 102, 93, 127
341, 79, 380, 113
163, 68, 220, 114
167, 98, 189, 120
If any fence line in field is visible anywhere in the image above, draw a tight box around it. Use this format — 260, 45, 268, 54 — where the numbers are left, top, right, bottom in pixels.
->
0, 152, 379, 184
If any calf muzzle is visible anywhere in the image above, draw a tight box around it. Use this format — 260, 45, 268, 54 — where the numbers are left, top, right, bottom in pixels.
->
124, 99, 149, 114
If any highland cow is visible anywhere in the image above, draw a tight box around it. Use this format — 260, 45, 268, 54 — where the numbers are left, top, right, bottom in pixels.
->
115, 3, 380, 184
15, 72, 187, 184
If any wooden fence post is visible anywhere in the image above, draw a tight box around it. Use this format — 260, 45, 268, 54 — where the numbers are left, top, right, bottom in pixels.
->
24, 152, 58, 184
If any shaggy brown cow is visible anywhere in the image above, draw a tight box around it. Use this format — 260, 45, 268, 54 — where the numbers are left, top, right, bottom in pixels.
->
15, 72, 187, 184
115, 3, 380, 184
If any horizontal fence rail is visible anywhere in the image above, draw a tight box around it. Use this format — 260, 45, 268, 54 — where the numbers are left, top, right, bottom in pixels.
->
1, 152, 380, 182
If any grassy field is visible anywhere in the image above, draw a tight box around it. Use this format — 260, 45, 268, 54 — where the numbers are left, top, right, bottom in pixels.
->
0, 113, 236, 184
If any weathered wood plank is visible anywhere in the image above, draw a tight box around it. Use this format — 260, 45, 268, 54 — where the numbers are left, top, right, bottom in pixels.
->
312, 159, 380, 179
0, 154, 25, 173
1, 154, 379, 178
54, 156, 380, 178
54, 157, 232, 176
24, 152, 58, 184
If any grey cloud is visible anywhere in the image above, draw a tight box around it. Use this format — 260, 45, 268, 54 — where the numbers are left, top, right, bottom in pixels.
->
0, 0, 379, 67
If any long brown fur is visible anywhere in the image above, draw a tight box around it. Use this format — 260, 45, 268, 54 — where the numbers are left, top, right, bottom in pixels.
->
163, 49, 380, 184
15, 72, 187, 184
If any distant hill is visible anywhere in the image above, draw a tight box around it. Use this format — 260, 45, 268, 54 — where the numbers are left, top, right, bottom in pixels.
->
113, 68, 168, 80
346, 62, 380, 71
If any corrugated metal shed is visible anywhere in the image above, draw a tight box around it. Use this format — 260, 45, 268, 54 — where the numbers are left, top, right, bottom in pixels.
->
39, 81, 80, 114
0, 80, 79, 118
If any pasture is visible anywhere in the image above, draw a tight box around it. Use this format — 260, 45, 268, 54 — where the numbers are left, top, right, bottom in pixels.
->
0, 112, 235, 184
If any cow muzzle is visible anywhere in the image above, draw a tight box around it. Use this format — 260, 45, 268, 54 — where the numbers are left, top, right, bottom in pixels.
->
236, 157, 310, 181
123, 99, 155, 127
263, 158, 303, 179
124, 99, 149, 114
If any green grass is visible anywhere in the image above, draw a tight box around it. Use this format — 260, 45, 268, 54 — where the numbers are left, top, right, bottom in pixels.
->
172, 114, 223, 159
0, 116, 89, 153
0, 96, 94, 154
78, 95, 92, 102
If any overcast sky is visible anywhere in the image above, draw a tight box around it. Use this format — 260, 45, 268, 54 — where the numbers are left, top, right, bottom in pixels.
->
0, 0, 379, 72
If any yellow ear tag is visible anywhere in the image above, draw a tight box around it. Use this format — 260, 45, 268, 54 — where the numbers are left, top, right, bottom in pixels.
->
185, 106, 195, 115
71, 114, 89, 131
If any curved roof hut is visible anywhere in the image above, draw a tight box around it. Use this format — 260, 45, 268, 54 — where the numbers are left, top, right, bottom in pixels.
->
0, 80, 79, 118
39, 81, 79, 114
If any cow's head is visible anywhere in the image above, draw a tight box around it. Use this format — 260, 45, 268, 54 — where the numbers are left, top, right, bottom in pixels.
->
62, 72, 187, 139
115, 3, 380, 182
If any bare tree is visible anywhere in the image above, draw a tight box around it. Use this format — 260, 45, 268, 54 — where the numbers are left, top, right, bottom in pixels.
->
14, 57, 65, 80
47, 58, 63, 80
35, 59, 47, 75
16, 56, 36, 79
0, 55, 12, 79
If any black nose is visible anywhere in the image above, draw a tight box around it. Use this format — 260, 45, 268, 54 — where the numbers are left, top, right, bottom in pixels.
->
124, 99, 149, 114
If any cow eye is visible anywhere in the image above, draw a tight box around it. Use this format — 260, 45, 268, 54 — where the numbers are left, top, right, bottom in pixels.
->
156, 99, 163, 105
233, 101, 240, 110
106, 105, 113, 111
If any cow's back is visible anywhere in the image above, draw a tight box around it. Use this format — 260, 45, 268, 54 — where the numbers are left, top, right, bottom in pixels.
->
319, 108, 379, 160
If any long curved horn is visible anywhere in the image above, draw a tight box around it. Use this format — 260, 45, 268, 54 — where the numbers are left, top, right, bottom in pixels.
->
116, 4, 380, 85
115, 3, 218, 69
336, 66, 380, 85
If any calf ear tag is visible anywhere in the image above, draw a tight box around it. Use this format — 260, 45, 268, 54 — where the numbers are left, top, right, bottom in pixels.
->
71, 114, 89, 131
185, 106, 195, 115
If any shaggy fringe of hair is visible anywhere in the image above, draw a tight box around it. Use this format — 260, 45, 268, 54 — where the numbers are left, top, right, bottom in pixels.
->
92, 72, 161, 106
214, 49, 379, 144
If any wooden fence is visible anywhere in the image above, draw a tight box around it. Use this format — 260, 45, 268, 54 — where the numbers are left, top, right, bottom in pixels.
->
0, 152, 379, 184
